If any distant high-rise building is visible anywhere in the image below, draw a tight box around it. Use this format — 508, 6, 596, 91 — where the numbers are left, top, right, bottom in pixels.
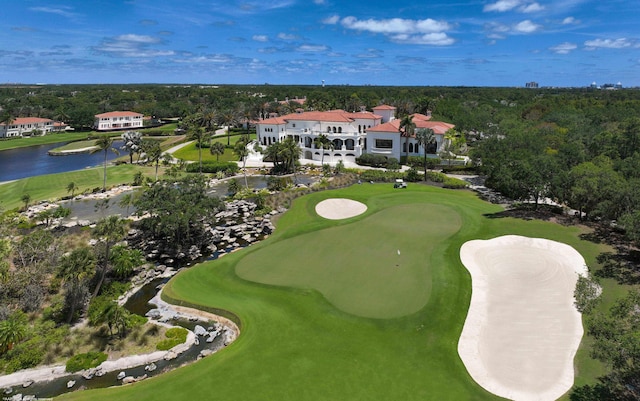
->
525, 82, 539, 88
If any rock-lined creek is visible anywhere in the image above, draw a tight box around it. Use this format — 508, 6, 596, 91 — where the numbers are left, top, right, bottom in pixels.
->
2, 187, 294, 400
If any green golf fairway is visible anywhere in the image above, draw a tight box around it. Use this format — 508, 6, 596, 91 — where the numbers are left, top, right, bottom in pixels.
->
237, 203, 462, 318
59, 183, 610, 401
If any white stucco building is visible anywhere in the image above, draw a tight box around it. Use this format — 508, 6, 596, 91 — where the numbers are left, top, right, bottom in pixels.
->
255, 105, 454, 164
0, 117, 55, 138
94, 111, 143, 131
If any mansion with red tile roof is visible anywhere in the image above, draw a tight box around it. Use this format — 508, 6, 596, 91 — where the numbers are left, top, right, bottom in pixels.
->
94, 111, 143, 131
0, 117, 56, 138
256, 105, 454, 163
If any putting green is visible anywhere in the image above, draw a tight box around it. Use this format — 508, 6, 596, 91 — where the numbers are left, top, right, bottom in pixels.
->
236, 203, 462, 318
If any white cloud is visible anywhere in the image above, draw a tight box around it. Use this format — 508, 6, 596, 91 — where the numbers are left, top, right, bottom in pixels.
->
278, 33, 299, 40
322, 15, 340, 24
520, 2, 544, 12
92, 34, 174, 58
252, 35, 269, 42
550, 42, 577, 54
297, 44, 329, 52
562, 16, 575, 24
484, 0, 521, 12
392, 33, 455, 46
340, 16, 451, 34
513, 20, 541, 33
584, 38, 637, 50
29, 6, 77, 18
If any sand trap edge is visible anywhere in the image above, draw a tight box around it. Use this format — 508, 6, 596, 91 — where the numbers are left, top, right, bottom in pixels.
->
458, 235, 589, 401
315, 198, 367, 220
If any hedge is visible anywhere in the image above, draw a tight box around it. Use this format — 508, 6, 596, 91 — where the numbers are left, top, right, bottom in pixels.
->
185, 161, 239, 174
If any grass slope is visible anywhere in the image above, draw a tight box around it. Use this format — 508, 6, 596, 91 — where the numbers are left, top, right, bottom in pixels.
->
59, 184, 611, 401
0, 165, 158, 211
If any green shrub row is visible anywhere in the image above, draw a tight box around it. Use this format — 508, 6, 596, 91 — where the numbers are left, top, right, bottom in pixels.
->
355, 154, 399, 169
185, 161, 239, 174
66, 351, 107, 372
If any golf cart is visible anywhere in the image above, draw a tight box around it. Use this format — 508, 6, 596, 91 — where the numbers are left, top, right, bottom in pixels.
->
394, 179, 407, 189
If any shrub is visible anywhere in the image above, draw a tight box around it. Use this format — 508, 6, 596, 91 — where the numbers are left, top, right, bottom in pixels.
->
156, 327, 188, 351
405, 168, 421, 182
359, 170, 404, 182
4, 339, 44, 373
356, 153, 389, 168
65, 351, 107, 372
185, 161, 238, 174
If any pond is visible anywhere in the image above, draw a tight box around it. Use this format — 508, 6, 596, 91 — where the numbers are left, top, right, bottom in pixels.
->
0, 140, 124, 182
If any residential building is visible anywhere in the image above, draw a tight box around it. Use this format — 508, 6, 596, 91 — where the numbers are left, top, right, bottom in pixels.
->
94, 111, 143, 131
0, 117, 55, 138
255, 105, 454, 164
525, 82, 539, 88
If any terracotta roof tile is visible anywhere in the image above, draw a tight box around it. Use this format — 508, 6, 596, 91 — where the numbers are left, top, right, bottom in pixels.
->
1, 117, 53, 126
95, 111, 143, 118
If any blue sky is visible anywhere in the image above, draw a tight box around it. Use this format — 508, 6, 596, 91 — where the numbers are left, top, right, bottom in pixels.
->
1, 0, 638, 87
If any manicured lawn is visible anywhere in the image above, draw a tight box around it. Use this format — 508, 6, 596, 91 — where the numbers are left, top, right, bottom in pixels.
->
49, 139, 98, 152
0, 124, 180, 151
0, 164, 159, 211
172, 133, 256, 163
59, 183, 614, 401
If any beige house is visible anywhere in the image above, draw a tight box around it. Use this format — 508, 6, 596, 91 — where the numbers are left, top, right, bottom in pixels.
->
0, 117, 55, 138
94, 111, 143, 131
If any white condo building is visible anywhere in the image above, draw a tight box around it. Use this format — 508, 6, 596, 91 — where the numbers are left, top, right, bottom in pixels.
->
255, 105, 454, 164
0, 117, 55, 138
94, 111, 143, 131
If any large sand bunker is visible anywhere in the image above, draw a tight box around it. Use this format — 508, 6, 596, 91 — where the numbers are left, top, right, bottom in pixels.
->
459, 235, 588, 401
315, 198, 367, 220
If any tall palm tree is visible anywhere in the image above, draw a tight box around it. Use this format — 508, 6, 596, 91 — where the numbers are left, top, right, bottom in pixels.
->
0, 312, 27, 353
58, 246, 96, 323
66, 182, 79, 198
143, 139, 163, 181
219, 110, 239, 146
93, 135, 119, 192
281, 137, 301, 180
234, 140, 250, 188
210, 142, 225, 161
415, 128, 435, 180
188, 125, 207, 174
91, 216, 127, 298
314, 134, 332, 167
399, 115, 416, 164
21, 193, 31, 211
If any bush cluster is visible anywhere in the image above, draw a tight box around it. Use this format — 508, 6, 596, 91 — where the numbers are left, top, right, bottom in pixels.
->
65, 351, 107, 373
185, 161, 239, 174
358, 170, 404, 182
156, 327, 188, 351
356, 154, 399, 168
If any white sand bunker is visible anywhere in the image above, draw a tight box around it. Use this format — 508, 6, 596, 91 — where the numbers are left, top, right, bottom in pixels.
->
458, 235, 588, 401
315, 198, 367, 220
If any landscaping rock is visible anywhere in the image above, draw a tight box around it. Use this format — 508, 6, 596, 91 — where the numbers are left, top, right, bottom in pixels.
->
117, 371, 126, 380
194, 325, 207, 336
66, 380, 75, 389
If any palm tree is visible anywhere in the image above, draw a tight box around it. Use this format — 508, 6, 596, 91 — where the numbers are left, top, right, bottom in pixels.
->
399, 115, 416, 164
188, 125, 207, 174
58, 246, 96, 323
219, 110, 239, 146
66, 182, 79, 199
91, 216, 127, 298
314, 134, 332, 167
96, 301, 131, 338
21, 193, 31, 211
234, 140, 250, 188
415, 128, 435, 180
93, 135, 120, 192
143, 140, 163, 181
0, 312, 27, 353
281, 137, 301, 180
121, 131, 143, 164
210, 142, 225, 161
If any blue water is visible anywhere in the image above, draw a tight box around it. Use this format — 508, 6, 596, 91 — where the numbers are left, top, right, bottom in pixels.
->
0, 140, 124, 182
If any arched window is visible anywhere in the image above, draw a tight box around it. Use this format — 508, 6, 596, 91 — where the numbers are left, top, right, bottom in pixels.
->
402, 142, 407, 153
338, 127, 342, 133
333, 126, 337, 133
327, 127, 331, 133
409, 143, 414, 153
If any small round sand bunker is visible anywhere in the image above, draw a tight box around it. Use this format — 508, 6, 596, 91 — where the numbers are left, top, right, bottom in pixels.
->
459, 235, 588, 401
315, 198, 367, 220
